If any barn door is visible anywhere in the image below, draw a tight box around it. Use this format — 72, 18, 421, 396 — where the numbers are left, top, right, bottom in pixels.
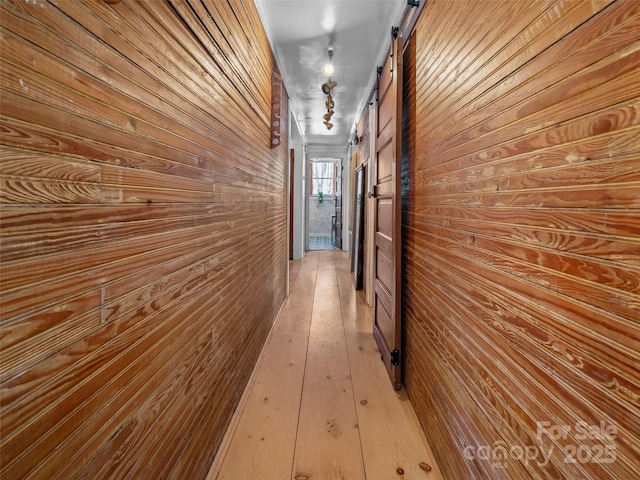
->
372, 31, 403, 390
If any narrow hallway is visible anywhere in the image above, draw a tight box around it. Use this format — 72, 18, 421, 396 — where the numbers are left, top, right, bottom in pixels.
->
208, 251, 442, 480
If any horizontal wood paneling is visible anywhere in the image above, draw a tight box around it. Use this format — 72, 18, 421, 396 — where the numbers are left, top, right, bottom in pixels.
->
0, 1, 287, 479
402, 1, 640, 479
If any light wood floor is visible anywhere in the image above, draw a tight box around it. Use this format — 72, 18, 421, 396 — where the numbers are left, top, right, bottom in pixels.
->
208, 251, 443, 480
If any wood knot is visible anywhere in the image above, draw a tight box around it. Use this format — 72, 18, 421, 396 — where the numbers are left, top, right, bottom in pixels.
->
419, 462, 432, 472
591, 118, 612, 135
396, 467, 405, 475
294, 475, 309, 480
360, 399, 368, 405
325, 421, 341, 437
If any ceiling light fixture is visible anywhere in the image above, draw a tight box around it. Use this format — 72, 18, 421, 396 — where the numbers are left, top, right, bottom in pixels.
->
321, 47, 336, 131
325, 94, 334, 111
322, 46, 334, 77
321, 81, 337, 95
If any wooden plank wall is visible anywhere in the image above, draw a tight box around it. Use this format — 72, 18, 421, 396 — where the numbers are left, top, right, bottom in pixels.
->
0, 1, 288, 478
401, 1, 639, 479
355, 105, 371, 169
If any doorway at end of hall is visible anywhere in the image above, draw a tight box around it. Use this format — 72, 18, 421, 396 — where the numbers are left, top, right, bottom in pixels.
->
308, 158, 341, 251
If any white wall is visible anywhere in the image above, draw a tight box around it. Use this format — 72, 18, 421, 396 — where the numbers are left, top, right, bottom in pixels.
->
291, 142, 306, 260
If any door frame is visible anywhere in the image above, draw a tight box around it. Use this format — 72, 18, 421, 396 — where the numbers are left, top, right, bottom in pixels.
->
305, 150, 349, 251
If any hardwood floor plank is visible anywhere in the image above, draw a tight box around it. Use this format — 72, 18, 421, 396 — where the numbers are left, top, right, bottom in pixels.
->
291, 254, 365, 480
208, 253, 317, 480
210, 252, 442, 480
213, 331, 309, 480
336, 258, 444, 480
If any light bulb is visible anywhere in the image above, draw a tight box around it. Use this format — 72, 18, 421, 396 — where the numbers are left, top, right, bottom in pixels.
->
322, 62, 335, 77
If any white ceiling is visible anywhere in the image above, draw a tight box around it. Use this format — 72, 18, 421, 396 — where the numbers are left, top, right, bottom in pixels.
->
254, 0, 406, 150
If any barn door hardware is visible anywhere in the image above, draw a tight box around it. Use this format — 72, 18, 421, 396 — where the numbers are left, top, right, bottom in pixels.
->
375, 66, 383, 102
391, 349, 400, 366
